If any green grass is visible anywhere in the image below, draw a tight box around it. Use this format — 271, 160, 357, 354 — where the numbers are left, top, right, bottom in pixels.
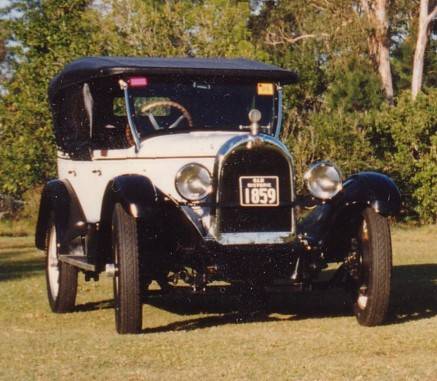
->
0, 218, 35, 237
0, 226, 436, 380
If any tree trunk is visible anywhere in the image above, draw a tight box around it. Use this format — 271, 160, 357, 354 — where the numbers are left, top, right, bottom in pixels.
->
362, 0, 394, 104
412, 0, 437, 100
0, 38, 5, 62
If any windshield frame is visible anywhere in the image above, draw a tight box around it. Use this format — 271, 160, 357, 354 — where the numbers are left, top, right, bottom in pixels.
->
118, 77, 282, 145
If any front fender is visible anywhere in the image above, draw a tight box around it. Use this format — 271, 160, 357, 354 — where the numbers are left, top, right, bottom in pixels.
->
35, 180, 87, 252
297, 172, 400, 260
98, 175, 161, 265
339, 171, 401, 217
100, 174, 160, 221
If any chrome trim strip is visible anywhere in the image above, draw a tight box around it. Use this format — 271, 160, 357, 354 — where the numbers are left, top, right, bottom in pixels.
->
275, 85, 283, 139
181, 204, 296, 246
179, 205, 207, 237
206, 232, 294, 245
211, 134, 296, 243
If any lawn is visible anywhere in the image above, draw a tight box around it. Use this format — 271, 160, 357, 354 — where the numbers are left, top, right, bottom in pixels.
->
0, 226, 436, 380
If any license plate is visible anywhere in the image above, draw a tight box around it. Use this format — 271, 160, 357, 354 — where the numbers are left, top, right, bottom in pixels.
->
239, 176, 279, 207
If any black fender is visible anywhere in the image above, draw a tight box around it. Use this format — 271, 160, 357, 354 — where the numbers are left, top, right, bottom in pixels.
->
35, 180, 87, 252
297, 172, 400, 261
98, 174, 161, 263
100, 174, 160, 221
339, 171, 401, 216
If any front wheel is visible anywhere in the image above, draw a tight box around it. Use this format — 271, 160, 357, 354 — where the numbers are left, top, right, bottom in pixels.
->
350, 208, 392, 326
45, 223, 78, 313
112, 204, 142, 334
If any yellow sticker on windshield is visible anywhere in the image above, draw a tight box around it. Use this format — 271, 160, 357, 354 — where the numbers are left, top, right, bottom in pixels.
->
257, 83, 274, 96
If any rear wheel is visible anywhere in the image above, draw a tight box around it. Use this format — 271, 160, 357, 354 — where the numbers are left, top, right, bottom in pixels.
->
45, 223, 78, 313
350, 208, 392, 326
112, 204, 142, 334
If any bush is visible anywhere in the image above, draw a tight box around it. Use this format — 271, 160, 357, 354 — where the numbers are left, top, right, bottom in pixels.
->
370, 90, 437, 223
0, 186, 41, 237
284, 89, 436, 223
283, 110, 379, 191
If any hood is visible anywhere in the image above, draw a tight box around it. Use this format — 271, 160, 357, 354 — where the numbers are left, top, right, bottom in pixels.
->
93, 131, 247, 159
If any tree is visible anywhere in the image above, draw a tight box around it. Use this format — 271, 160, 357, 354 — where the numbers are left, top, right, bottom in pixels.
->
0, 39, 5, 62
412, 0, 437, 99
0, 0, 98, 195
361, 0, 394, 104
0, 18, 6, 63
93, 0, 260, 59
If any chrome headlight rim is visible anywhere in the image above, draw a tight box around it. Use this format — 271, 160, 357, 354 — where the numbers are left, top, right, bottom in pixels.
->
303, 160, 343, 200
175, 163, 212, 201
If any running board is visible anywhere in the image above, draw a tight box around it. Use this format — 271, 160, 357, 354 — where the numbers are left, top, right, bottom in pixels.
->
58, 255, 96, 272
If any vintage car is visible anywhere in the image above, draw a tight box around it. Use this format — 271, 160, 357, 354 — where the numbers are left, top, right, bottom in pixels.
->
35, 57, 401, 334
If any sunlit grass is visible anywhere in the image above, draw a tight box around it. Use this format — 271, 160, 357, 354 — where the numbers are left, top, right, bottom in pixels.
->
0, 225, 436, 380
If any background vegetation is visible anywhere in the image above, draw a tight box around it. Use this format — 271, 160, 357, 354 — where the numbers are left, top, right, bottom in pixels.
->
0, 0, 436, 223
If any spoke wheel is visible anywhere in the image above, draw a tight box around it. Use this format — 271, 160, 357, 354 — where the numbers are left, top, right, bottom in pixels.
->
112, 204, 142, 334
352, 208, 392, 326
45, 223, 78, 313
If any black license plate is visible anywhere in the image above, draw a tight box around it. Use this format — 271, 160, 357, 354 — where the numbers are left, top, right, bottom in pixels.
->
239, 176, 279, 207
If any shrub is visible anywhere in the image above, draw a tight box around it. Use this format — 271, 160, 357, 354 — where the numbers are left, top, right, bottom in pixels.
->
373, 90, 437, 223
283, 110, 379, 191
284, 89, 436, 223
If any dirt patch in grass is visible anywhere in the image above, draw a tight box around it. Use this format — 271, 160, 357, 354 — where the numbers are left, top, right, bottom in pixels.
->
0, 227, 436, 380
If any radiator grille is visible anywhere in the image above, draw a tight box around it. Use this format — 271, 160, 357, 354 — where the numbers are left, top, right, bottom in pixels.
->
216, 147, 293, 233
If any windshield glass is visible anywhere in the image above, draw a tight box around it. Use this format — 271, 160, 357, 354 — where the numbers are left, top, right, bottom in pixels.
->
86, 77, 278, 150
118, 78, 277, 137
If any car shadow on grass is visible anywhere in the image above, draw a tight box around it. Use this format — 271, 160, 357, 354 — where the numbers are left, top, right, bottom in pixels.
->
386, 264, 437, 325
142, 288, 352, 334
74, 299, 114, 312
141, 312, 284, 334
140, 264, 437, 333
0, 255, 44, 282
0, 240, 44, 282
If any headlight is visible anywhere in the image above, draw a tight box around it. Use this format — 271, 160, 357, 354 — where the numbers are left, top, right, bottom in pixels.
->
304, 161, 342, 200
175, 163, 212, 201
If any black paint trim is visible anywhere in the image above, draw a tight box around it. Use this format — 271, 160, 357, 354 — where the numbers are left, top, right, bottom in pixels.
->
97, 174, 162, 265
35, 179, 87, 252
296, 171, 401, 262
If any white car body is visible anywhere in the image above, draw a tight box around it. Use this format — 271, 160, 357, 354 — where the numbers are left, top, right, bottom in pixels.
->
58, 131, 247, 222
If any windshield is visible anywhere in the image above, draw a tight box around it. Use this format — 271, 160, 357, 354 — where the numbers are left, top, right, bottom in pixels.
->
118, 78, 277, 137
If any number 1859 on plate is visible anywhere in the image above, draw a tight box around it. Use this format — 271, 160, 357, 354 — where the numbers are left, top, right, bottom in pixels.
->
239, 176, 279, 207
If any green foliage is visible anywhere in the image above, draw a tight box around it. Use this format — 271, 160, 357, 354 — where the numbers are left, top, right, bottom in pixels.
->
0, 0, 99, 196
370, 90, 437, 222
285, 89, 436, 222
92, 0, 262, 59
283, 110, 378, 191
325, 58, 384, 112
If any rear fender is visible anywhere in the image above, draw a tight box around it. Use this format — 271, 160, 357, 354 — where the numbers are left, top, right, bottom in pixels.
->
35, 180, 87, 252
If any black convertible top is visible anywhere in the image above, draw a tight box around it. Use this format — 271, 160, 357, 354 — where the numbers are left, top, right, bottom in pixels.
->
49, 56, 298, 100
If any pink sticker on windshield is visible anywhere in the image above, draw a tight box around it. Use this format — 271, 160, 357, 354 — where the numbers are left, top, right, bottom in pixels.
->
128, 77, 148, 87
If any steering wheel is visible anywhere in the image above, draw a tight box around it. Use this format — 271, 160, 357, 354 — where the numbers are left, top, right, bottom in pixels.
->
140, 100, 193, 130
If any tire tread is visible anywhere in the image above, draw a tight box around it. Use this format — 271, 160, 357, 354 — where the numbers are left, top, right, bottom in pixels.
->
113, 204, 142, 334
356, 208, 392, 326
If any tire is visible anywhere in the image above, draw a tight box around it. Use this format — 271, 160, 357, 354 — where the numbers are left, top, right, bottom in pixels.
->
353, 208, 392, 326
45, 223, 78, 313
112, 204, 142, 334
